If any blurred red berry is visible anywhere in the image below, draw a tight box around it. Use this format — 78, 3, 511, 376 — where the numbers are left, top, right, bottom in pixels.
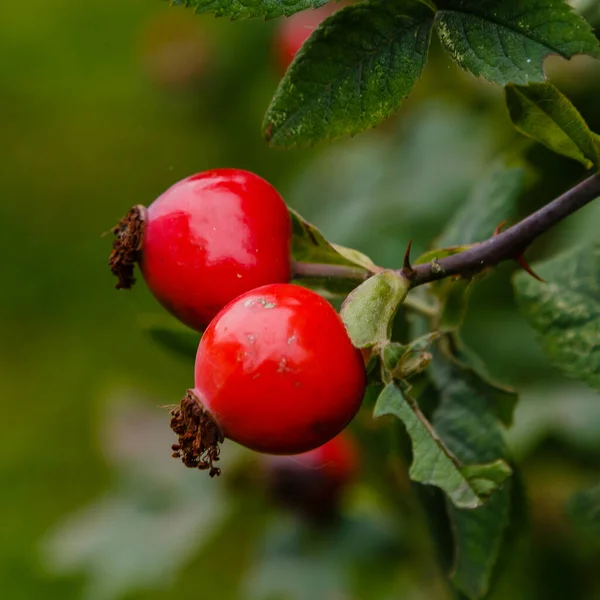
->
138, 11, 212, 91
275, 3, 341, 72
263, 432, 360, 521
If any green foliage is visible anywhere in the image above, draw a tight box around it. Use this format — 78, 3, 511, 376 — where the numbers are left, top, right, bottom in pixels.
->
423, 160, 531, 332
434, 0, 600, 85
263, 0, 434, 147
258, 0, 600, 147
41, 401, 231, 599
567, 483, 600, 545
505, 83, 600, 169
453, 347, 519, 428
170, 0, 329, 19
244, 514, 404, 600
514, 242, 600, 391
446, 485, 513, 599
407, 159, 526, 596
436, 160, 530, 247
382, 332, 440, 379
140, 317, 200, 362
374, 382, 511, 509
428, 350, 513, 599
340, 271, 410, 348
13, 0, 600, 597
290, 208, 373, 271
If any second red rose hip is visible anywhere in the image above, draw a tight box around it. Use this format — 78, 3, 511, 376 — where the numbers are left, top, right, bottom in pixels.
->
170, 283, 367, 475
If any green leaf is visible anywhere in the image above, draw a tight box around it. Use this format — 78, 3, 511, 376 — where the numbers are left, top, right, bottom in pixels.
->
447, 484, 512, 599
373, 382, 511, 509
263, 0, 434, 148
506, 83, 600, 169
139, 316, 200, 362
290, 208, 372, 270
452, 345, 519, 427
332, 244, 381, 273
437, 160, 530, 247
429, 353, 509, 467
289, 208, 375, 295
434, 0, 600, 85
429, 352, 513, 599
382, 332, 441, 378
340, 271, 410, 348
170, 0, 329, 20
513, 242, 600, 390
567, 483, 600, 545
439, 278, 474, 332
594, 132, 600, 154
422, 160, 530, 332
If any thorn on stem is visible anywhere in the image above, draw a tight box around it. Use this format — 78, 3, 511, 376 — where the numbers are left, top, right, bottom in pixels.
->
516, 254, 545, 282
401, 239, 414, 278
493, 220, 544, 281
493, 220, 508, 237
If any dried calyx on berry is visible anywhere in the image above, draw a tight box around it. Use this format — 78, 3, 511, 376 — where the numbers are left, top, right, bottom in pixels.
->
109, 205, 146, 289
170, 390, 223, 477
108, 169, 292, 332
169, 283, 366, 475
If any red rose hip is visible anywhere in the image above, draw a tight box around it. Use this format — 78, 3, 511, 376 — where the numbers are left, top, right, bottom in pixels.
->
169, 283, 366, 475
109, 169, 292, 332
263, 432, 360, 521
275, 3, 340, 72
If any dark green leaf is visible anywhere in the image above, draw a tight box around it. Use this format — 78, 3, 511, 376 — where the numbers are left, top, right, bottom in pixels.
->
513, 242, 600, 390
439, 278, 474, 332
170, 0, 328, 20
452, 345, 519, 427
448, 485, 512, 599
437, 160, 529, 247
340, 271, 410, 348
430, 354, 508, 468
139, 316, 200, 362
567, 483, 600, 545
263, 0, 434, 147
434, 0, 600, 85
429, 351, 513, 599
374, 382, 511, 509
506, 83, 600, 169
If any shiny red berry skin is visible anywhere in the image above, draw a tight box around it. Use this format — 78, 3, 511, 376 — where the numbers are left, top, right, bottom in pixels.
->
275, 4, 339, 72
141, 169, 291, 331
194, 283, 366, 455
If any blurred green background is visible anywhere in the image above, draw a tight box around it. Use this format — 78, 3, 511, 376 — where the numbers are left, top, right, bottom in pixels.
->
2, 1, 600, 599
